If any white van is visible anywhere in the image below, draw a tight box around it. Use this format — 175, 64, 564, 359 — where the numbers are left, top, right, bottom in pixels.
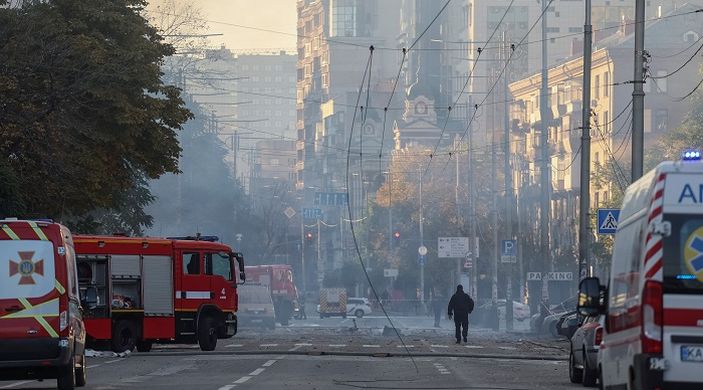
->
578, 155, 703, 390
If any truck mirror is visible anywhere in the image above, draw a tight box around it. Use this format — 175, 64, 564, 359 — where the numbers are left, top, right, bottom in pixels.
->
577, 277, 603, 316
84, 286, 98, 309
232, 252, 246, 284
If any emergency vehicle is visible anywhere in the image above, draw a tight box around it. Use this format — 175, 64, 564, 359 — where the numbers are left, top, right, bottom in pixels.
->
0, 219, 87, 390
244, 265, 298, 325
73, 234, 245, 353
578, 152, 703, 389
319, 288, 347, 318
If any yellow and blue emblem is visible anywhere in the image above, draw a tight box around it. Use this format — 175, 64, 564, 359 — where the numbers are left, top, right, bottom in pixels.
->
683, 226, 703, 282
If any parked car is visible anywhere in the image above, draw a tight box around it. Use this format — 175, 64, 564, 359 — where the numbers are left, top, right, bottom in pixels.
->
556, 312, 580, 340
346, 297, 372, 318
543, 310, 576, 337
531, 296, 578, 334
237, 284, 276, 329
569, 315, 603, 387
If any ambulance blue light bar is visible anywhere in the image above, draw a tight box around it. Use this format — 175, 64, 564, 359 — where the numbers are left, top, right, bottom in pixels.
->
682, 150, 702, 161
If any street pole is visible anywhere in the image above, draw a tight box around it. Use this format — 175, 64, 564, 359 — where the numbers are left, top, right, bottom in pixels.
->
455, 137, 461, 289
503, 32, 514, 331
301, 217, 306, 296
388, 172, 393, 254
420, 173, 425, 304
317, 218, 321, 287
632, 0, 646, 181
579, 0, 593, 282
539, 0, 552, 306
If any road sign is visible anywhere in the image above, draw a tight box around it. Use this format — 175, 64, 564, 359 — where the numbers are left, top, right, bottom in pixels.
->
284, 207, 296, 219
302, 208, 323, 220
597, 208, 621, 234
464, 258, 473, 269
384, 269, 399, 278
418, 246, 428, 256
548, 272, 573, 281
500, 239, 517, 263
418, 254, 426, 265
314, 192, 348, 206
438, 237, 470, 258
526, 271, 573, 281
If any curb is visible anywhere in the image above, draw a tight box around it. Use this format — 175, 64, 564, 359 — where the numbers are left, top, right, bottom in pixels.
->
139, 349, 567, 361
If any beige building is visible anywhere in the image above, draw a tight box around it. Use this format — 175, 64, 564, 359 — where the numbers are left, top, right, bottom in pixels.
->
509, 3, 703, 263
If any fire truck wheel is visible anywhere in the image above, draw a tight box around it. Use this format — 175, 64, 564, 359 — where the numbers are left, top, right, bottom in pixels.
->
75, 353, 87, 387
198, 316, 218, 351
57, 355, 76, 390
111, 320, 137, 353
136, 340, 153, 352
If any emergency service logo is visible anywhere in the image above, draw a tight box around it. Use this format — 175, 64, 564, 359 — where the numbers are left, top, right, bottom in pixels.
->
684, 226, 703, 282
9, 251, 44, 285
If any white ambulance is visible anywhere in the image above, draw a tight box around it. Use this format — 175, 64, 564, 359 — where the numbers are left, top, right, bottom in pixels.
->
578, 153, 703, 390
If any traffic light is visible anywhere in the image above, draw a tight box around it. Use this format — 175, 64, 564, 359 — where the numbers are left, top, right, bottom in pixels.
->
305, 232, 314, 241
393, 231, 401, 240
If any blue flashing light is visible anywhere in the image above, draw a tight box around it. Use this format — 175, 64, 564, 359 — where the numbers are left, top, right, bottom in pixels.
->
676, 274, 697, 280
681, 150, 702, 161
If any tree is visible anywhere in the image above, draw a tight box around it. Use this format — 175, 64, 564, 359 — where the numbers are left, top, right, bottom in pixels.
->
0, 0, 190, 226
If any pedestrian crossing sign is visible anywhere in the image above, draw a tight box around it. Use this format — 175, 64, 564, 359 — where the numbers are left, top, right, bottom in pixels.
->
597, 208, 620, 234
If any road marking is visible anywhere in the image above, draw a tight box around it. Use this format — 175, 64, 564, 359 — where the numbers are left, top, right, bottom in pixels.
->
498, 346, 517, 350
328, 344, 347, 347
86, 364, 102, 369
397, 345, 415, 348
263, 359, 277, 367
226, 343, 244, 348
0, 381, 33, 389
104, 358, 123, 364
465, 345, 484, 349
260, 343, 278, 347
249, 368, 265, 376
295, 343, 313, 346
430, 345, 449, 348
218, 385, 236, 390
233, 376, 251, 384
288, 345, 303, 351
362, 344, 380, 348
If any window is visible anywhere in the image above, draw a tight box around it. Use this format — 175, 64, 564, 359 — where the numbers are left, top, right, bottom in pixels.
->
655, 109, 668, 132
655, 71, 667, 93
183, 252, 200, 275
594, 75, 600, 99
331, 0, 357, 37
205, 252, 232, 280
604, 72, 609, 97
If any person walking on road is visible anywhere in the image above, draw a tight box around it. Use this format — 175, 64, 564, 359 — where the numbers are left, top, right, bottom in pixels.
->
447, 285, 474, 344
432, 292, 444, 327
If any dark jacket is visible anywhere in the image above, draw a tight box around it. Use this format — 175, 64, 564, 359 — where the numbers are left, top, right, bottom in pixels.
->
448, 291, 474, 318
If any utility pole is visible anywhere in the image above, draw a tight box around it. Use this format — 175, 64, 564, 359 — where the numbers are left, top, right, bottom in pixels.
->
455, 136, 462, 289
468, 97, 478, 300
503, 32, 514, 331
579, 0, 593, 282
632, 0, 646, 181
491, 48, 499, 330
539, 0, 552, 306
317, 218, 321, 289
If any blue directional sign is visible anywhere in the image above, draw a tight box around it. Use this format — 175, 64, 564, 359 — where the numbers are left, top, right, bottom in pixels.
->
314, 192, 349, 206
302, 208, 323, 220
597, 208, 621, 234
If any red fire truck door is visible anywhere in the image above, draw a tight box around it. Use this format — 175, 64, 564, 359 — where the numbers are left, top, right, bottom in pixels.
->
177, 251, 211, 312
204, 252, 235, 311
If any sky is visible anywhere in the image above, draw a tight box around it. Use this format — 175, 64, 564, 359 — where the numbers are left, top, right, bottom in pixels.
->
149, 0, 297, 51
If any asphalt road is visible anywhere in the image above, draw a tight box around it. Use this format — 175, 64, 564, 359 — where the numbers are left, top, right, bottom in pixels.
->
0, 352, 579, 390
0, 316, 576, 389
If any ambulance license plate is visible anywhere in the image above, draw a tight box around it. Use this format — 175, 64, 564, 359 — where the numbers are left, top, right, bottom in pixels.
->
681, 346, 703, 362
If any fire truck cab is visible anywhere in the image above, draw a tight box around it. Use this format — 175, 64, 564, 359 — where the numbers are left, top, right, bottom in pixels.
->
74, 235, 245, 353
0, 219, 87, 390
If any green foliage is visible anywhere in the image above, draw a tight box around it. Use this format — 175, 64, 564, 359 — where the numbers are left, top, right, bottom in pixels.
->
0, 0, 190, 225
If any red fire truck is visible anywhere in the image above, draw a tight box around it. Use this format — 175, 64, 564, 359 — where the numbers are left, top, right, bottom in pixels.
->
244, 265, 298, 325
73, 235, 245, 353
